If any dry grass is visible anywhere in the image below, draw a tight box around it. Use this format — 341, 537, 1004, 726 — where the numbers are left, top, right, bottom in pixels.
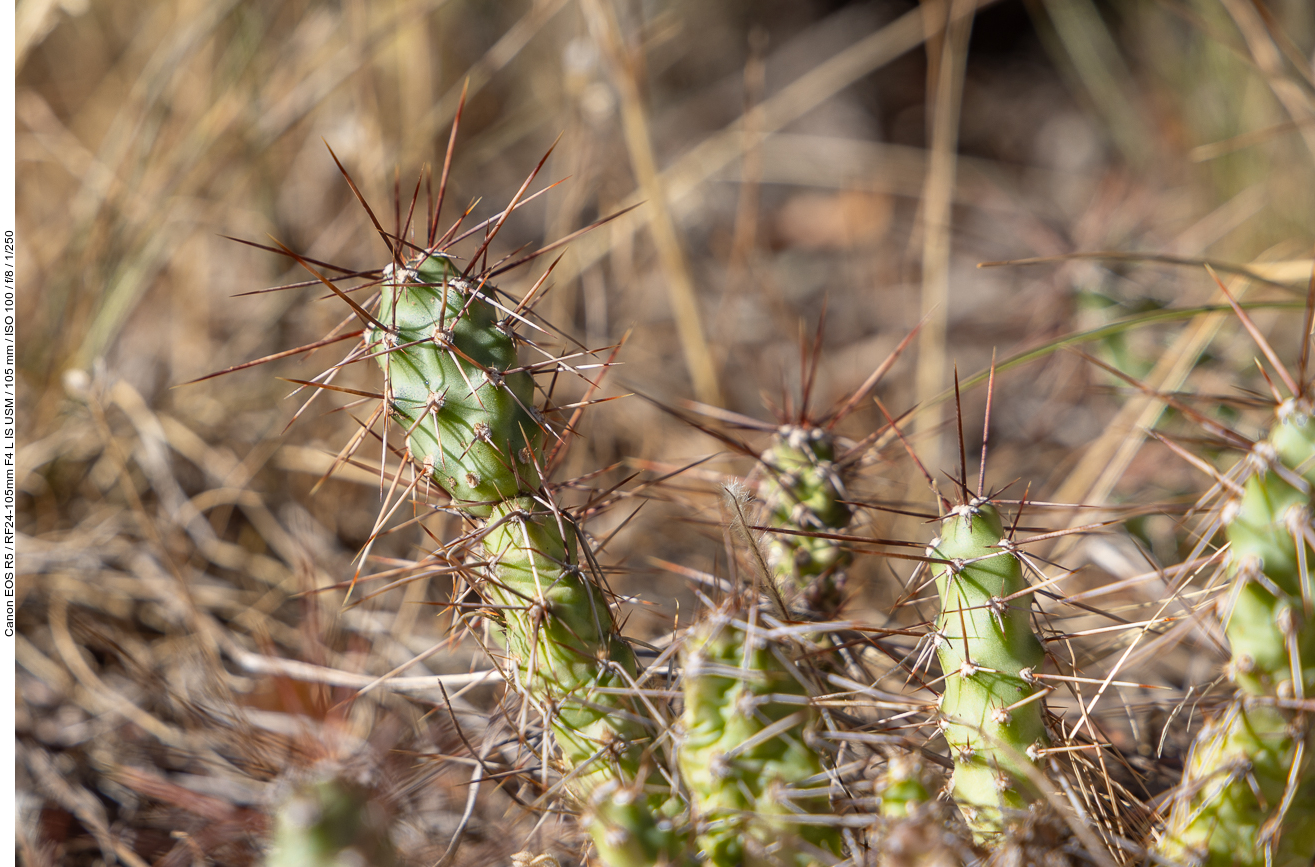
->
16, 1, 1315, 865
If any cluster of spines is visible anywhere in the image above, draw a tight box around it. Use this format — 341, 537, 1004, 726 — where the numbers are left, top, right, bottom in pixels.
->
928, 498, 1048, 840
312, 245, 1136, 864
759, 426, 854, 619
368, 254, 688, 866
677, 603, 844, 867
1158, 393, 1315, 867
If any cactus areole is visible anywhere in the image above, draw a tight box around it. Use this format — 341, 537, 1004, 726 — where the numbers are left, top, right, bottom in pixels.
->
367, 254, 688, 865
930, 499, 1047, 839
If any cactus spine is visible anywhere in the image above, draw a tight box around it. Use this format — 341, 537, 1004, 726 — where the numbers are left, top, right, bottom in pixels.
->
1158, 397, 1315, 867
929, 498, 1048, 839
678, 604, 844, 867
760, 426, 853, 619
369, 254, 687, 866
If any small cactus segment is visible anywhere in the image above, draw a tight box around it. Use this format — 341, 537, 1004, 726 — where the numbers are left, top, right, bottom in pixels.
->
268, 775, 397, 867
679, 607, 844, 867
368, 255, 687, 865
1160, 702, 1315, 867
930, 499, 1047, 839
877, 754, 934, 820
369, 255, 542, 515
761, 426, 853, 618
585, 780, 691, 867
871, 754, 971, 867
1160, 400, 1315, 867
481, 500, 656, 797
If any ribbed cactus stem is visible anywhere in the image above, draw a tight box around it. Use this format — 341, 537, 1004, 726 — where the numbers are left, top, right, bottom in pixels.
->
371, 255, 542, 514
368, 255, 687, 865
930, 499, 1047, 839
1159, 399, 1315, 867
480, 499, 644, 780
760, 426, 853, 618
481, 499, 687, 866
678, 606, 845, 867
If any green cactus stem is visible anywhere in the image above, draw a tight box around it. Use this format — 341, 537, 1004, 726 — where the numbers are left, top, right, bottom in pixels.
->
367, 254, 687, 865
929, 498, 1048, 840
871, 753, 971, 867
1159, 398, 1315, 867
678, 605, 845, 867
760, 426, 854, 619
1161, 701, 1315, 867
370, 255, 542, 515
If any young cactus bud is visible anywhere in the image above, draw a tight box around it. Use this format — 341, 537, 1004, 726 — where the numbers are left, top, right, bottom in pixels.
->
930, 498, 1047, 839
871, 753, 969, 867
1159, 399, 1315, 867
678, 605, 844, 867
267, 773, 397, 867
369, 255, 542, 515
760, 426, 853, 618
877, 753, 934, 821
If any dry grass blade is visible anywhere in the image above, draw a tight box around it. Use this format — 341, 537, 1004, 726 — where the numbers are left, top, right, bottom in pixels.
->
580, 0, 721, 407
913, 0, 975, 470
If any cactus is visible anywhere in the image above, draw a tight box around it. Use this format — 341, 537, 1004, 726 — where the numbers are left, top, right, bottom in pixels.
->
267, 773, 398, 867
1157, 392, 1315, 867
678, 603, 845, 867
876, 753, 934, 821
368, 254, 689, 866
759, 426, 854, 620
372, 255, 542, 514
249, 153, 1223, 867
870, 753, 974, 867
755, 324, 923, 621
929, 498, 1049, 840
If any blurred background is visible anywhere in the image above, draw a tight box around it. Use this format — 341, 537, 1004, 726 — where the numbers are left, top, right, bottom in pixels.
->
15, 0, 1315, 864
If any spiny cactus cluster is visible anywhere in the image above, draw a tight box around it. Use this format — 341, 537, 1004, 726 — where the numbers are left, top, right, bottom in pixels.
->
367, 253, 688, 865
1157, 307, 1315, 867
238, 140, 1315, 867
360, 243, 1072, 861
